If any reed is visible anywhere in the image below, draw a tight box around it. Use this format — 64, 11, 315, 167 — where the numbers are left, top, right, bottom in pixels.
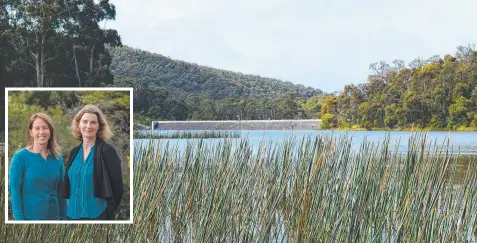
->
134, 130, 241, 139
1, 133, 476, 242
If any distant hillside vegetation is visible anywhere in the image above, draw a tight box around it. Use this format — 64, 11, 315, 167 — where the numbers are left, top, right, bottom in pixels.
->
109, 46, 322, 99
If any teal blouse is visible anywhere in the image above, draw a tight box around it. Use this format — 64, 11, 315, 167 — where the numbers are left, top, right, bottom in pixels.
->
9, 148, 66, 220
66, 145, 107, 219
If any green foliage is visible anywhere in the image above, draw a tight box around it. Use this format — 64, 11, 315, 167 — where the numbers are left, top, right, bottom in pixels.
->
448, 96, 472, 129
326, 45, 477, 131
358, 102, 373, 130
453, 82, 470, 98
80, 91, 130, 110
276, 92, 299, 119
340, 122, 351, 129
469, 112, 477, 128
110, 46, 323, 122
320, 113, 338, 129
302, 95, 324, 118
190, 99, 217, 120
134, 111, 158, 126
109, 46, 322, 100
321, 97, 337, 116
430, 115, 446, 129
384, 104, 398, 128
1, 0, 121, 87
7, 93, 77, 159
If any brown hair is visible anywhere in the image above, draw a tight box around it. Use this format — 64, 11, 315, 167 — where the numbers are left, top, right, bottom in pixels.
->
26, 113, 61, 159
71, 104, 113, 141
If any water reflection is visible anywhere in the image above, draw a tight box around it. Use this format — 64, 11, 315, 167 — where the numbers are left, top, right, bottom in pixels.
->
449, 155, 476, 185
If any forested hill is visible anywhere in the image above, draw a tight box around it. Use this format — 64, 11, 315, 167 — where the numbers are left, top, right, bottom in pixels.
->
109, 44, 477, 129
319, 44, 477, 130
108, 46, 322, 99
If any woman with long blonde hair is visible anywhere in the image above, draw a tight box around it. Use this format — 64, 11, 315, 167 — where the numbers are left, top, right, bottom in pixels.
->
9, 113, 66, 220
63, 104, 124, 220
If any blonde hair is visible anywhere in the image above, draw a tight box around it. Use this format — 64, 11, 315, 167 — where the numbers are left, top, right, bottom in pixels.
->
26, 113, 61, 159
71, 104, 113, 141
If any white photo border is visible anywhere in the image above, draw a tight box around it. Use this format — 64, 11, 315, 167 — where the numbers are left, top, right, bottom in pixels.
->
5, 87, 134, 224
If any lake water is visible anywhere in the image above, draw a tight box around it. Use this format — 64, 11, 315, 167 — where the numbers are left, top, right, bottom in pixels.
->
135, 130, 477, 155
135, 130, 476, 185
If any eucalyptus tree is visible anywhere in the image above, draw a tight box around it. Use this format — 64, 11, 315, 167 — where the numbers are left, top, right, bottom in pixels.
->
2, 0, 121, 87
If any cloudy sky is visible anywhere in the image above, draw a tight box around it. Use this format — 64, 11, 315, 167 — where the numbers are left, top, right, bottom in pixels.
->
106, 0, 477, 93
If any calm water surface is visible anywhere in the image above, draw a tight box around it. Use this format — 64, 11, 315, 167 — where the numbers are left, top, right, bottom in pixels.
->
135, 130, 476, 182
136, 130, 477, 154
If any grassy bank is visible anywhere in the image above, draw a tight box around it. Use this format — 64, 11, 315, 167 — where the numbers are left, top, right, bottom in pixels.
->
1, 134, 476, 241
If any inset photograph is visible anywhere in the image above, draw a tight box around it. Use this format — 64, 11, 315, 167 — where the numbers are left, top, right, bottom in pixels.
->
5, 88, 133, 223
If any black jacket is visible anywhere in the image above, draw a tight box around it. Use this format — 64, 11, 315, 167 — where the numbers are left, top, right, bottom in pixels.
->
63, 138, 124, 212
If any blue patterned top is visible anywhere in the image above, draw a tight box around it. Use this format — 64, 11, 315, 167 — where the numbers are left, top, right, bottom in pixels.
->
9, 148, 66, 220
66, 145, 107, 219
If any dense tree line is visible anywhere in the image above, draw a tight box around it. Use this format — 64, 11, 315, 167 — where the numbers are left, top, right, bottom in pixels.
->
117, 77, 322, 124
109, 46, 322, 100
320, 44, 477, 130
0, 0, 121, 88
125, 44, 477, 132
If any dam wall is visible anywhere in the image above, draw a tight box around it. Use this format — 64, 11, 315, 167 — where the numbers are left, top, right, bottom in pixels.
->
152, 119, 322, 130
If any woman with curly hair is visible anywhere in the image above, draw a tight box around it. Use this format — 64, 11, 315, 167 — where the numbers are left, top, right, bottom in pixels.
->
63, 104, 124, 220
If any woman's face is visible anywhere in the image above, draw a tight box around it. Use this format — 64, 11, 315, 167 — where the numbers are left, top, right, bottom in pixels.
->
29, 118, 50, 146
79, 112, 100, 140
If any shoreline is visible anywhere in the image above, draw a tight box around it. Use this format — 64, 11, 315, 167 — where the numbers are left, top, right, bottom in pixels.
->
150, 119, 322, 130
135, 121, 477, 132
335, 127, 477, 132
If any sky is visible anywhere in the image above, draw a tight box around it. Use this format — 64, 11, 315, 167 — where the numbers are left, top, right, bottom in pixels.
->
105, 0, 477, 93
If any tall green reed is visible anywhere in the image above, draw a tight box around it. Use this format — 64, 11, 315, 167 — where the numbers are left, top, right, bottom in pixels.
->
1, 133, 476, 242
